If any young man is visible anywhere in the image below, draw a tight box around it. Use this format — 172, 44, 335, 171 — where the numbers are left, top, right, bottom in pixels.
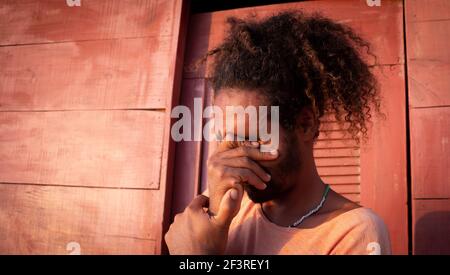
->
165, 11, 391, 255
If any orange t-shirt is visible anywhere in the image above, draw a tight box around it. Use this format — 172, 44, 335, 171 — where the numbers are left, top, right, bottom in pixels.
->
224, 193, 391, 255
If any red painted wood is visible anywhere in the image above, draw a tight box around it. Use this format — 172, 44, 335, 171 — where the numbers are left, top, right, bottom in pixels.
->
0, 184, 160, 254
317, 166, 360, 176
314, 148, 360, 158
406, 0, 450, 255
171, 79, 205, 215
405, 0, 450, 108
158, 0, 190, 255
0, 37, 170, 110
0, 111, 164, 189
0, 0, 177, 45
360, 65, 408, 254
0, 0, 187, 255
410, 108, 450, 199
330, 184, 360, 194
315, 157, 360, 167
200, 81, 216, 192
314, 139, 359, 149
184, 0, 404, 79
413, 199, 450, 255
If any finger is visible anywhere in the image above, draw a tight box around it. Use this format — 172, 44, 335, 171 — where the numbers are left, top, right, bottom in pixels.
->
219, 145, 279, 161
215, 139, 246, 153
223, 167, 267, 190
187, 195, 209, 211
206, 176, 240, 216
214, 184, 244, 226
220, 157, 271, 182
215, 133, 260, 153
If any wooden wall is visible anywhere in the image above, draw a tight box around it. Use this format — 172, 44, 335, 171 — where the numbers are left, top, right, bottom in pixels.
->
1, 0, 448, 255
0, 0, 187, 254
406, 0, 450, 255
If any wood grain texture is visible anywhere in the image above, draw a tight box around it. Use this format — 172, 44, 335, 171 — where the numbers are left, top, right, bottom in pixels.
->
360, 65, 408, 254
171, 78, 205, 215
410, 107, 450, 199
329, 184, 360, 194
0, 0, 188, 255
406, 0, 450, 255
0, 37, 170, 110
0, 184, 161, 254
0, 110, 165, 189
406, 0, 450, 108
156, 0, 189, 254
315, 157, 359, 167
413, 199, 450, 255
184, 0, 404, 78
0, 0, 177, 45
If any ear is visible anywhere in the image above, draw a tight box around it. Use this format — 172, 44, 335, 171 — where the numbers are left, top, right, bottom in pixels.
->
296, 107, 319, 142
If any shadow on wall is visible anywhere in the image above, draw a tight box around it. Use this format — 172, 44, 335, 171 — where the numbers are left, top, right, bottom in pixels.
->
414, 211, 450, 255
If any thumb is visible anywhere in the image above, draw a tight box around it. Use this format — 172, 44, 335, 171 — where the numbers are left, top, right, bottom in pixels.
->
214, 184, 244, 227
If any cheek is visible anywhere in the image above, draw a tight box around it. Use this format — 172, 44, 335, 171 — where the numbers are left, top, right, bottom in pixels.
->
257, 139, 291, 168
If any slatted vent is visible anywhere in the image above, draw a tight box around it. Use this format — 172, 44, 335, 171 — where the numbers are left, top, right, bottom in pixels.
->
314, 119, 361, 203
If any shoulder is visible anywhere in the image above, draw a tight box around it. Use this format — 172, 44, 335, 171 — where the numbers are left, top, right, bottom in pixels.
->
329, 207, 392, 255
340, 208, 390, 238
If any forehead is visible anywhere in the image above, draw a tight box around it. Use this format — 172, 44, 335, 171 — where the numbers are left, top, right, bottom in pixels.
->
213, 88, 273, 139
214, 88, 269, 108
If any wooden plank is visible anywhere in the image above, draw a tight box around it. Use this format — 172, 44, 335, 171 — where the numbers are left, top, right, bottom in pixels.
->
314, 139, 358, 149
0, 110, 164, 189
360, 65, 408, 254
0, 184, 161, 254
158, 0, 190, 254
316, 131, 354, 141
413, 199, 450, 255
317, 166, 360, 176
406, 0, 450, 107
200, 81, 216, 193
410, 107, 450, 198
314, 148, 360, 158
330, 184, 360, 194
406, 0, 450, 23
171, 79, 205, 215
319, 121, 351, 131
321, 175, 360, 185
0, 37, 170, 110
0, 0, 177, 45
315, 157, 360, 167
184, 0, 404, 78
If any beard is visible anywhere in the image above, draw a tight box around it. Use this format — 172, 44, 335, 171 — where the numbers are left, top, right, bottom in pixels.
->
244, 177, 285, 203
245, 133, 301, 203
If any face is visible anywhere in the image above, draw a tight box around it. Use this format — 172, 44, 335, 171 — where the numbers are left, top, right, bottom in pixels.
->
214, 88, 303, 203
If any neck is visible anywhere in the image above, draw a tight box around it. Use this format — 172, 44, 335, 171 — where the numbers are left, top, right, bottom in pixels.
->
261, 152, 325, 227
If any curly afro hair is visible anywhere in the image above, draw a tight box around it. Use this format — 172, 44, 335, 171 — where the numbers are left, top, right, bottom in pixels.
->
194, 11, 381, 140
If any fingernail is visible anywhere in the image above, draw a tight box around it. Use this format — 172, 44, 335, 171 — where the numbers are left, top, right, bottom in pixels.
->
230, 189, 238, 200
262, 183, 267, 189
251, 141, 260, 147
266, 174, 271, 181
270, 149, 278, 156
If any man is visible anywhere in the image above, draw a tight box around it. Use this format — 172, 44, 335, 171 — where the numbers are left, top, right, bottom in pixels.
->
165, 11, 391, 255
